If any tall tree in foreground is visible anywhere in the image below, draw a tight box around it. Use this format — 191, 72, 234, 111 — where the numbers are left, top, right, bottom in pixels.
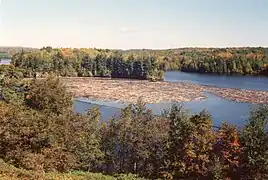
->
241, 105, 268, 179
213, 122, 242, 179
100, 100, 169, 178
166, 106, 216, 179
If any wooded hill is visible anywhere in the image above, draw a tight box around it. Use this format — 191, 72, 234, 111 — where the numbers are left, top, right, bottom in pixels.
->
123, 47, 268, 75
2, 46, 268, 78
11, 47, 165, 80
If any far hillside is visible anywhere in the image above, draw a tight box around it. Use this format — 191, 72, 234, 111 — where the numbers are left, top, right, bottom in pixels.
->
0, 46, 38, 57
2, 46, 268, 78
123, 47, 268, 74
0, 52, 9, 59
6, 46, 268, 79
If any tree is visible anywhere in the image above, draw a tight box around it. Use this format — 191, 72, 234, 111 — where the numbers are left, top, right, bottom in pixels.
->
166, 106, 216, 179
213, 122, 242, 179
241, 105, 268, 179
165, 104, 194, 179
0, 65, 26, 104
100, 100, 169, 178
187, 110, 215, 178
0, 76, 103, 173
25, 76, 72, 114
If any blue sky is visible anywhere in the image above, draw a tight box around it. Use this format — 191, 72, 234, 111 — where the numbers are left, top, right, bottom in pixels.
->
0, 0, 267, 49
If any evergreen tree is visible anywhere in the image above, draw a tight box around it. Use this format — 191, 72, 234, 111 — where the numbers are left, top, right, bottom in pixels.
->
241, 105, 268, 179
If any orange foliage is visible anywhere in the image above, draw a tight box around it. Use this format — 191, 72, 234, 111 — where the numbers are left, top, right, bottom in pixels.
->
25, 95, 31, 100
60, 48, 74, 58
216, 123, 241, 167
246, 53, 257, 60
0, 102, 10, 116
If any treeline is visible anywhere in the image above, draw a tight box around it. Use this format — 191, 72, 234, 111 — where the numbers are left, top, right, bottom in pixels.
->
0, 46, 37, 57
124, 47, 268, 76
8, 46, 268, 78
11, 47, 164, 80
1, 65, 268, 179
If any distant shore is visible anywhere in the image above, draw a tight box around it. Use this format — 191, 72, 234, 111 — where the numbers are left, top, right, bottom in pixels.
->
60, 77, 268, 104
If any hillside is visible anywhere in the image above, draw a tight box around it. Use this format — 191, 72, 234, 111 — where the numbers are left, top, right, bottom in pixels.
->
5, 46, 268, 77
0, 46, 38, 57
0, 52, 9, 59
2, 46, 268, 76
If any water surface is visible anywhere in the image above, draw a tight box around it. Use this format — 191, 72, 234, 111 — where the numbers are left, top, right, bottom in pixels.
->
0, 59, 11, 65
74, 92, 254, 126
165, 71, 268, 90
74, 71, 266, 126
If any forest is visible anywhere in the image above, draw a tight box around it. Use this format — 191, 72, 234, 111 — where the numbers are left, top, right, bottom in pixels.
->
123, 47, 268, 75
5, 46, 268, 79
11, 47, 164, 81
1, 65, 268, 179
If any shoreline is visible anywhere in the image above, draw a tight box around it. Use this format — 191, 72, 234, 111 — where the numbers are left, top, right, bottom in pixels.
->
61, 77, 268, 104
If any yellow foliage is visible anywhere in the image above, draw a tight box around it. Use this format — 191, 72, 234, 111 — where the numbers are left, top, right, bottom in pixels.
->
0, 102, 10, 117
217, 52, 233, 59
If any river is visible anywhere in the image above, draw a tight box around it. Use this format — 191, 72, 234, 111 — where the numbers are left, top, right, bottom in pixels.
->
73, 71, 268, 126
165, 71, 268, 91
0, 59, 11, 65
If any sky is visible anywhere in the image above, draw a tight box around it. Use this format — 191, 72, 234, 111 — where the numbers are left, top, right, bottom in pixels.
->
0, 0, 268, 49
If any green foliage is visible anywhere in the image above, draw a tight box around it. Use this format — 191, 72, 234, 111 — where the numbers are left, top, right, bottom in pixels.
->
241, 105, 268, 179
1, 72, 268, 179
100, 100, 169, 178
2, 46, 268, 77
69, 107, 103, 171
0, 159, 44, 180
25, 76, 72, 114
0, 52, 9, 59
0, 65, 26, 105
124, 47, 268, 76
0, 75, 103, 173
11, 48, 164, 80
166, 106, 215, 179
0, 159, 144, 180
0, 46, 37, 57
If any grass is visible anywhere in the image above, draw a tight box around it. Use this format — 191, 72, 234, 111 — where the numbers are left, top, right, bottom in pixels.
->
0, 159, 144, 180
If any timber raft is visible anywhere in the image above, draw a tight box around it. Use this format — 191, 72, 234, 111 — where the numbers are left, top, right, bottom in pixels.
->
61, 77, 268, 104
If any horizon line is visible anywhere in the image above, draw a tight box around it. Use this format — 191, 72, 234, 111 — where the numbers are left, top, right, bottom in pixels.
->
1, 45, 268, 51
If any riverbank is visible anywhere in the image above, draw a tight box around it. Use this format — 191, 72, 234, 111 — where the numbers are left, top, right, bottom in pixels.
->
61, 77, 268, 104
